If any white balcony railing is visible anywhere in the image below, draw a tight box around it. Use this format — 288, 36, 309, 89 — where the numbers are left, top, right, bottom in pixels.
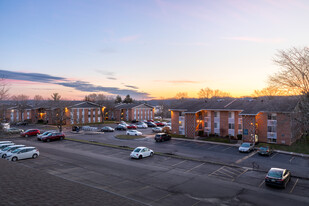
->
267, 120, 277, 126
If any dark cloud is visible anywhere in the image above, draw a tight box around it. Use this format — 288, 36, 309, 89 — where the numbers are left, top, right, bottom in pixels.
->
0, 70, 65, 83
124, 85, 139, 89
0, 70, 150, 98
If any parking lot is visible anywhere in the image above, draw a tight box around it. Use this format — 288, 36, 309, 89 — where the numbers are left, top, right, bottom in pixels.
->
6, 135, 309, 206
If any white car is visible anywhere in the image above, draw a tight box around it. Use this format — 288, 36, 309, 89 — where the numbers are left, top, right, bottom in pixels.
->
137, 123, 148, 129
0, 145, 25, 158
152, 127, 162, 133
126, 130, 142, 136
239, 142, 254, 153
0, 143, 15, 151
0, 141, 13, 145
130, 147, 154, 159
6, 146, 40, 161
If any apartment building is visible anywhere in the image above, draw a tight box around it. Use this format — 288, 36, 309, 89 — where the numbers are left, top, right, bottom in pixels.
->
7, 105, 33, 123
68, 101, 102, 125
171, 97, 302, 145
113, 103, 154, 122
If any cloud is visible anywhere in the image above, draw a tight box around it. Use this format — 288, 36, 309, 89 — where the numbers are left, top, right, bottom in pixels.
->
0, 70, 150, 99
155, 80, 201, 84
119, 35, 140, 43
107, 77, 117, 80
222, 37, 285, 43
124, 85, 139, 89
0, 70, 66, 83
95, 70, 117, 80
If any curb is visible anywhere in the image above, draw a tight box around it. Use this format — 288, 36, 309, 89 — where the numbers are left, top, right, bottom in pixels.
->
65, 137, 309, 180
273, 150, 309, 158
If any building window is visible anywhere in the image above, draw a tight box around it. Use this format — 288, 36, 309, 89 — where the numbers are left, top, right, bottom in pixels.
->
267, 126, 277, 133
268, 138, 277, 143
238, 124, 242, 130
229, 123, 235, 129
214, 122, 218, 129
214, 112, 219, 118
268, 113, 277, 120
205, 122, 208, 127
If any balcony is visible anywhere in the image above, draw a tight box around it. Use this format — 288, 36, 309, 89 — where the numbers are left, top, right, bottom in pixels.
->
267, 132, 277, 139
267, 120, 277, 126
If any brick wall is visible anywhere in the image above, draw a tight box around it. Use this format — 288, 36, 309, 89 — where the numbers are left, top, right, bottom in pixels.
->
171, 111, 180, 135
242, 115, 256, 143
277, 113, 292, 145
185, 113, 196, 139
220, 111, 229, 137
256, 112, 268, 143
211, 111, 215, 134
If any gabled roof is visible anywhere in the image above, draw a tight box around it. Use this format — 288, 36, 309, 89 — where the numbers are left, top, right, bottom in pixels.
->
8, 105, 33, 110
69, 101, 101, 109
115, 103, 154, 110
170, 96, 299, 115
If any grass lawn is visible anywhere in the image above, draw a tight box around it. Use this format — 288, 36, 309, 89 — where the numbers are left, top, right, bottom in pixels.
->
115, 135, 145, 140
198, 136, 233, 144
258, 135, 309, 154
170, 134, 187, 139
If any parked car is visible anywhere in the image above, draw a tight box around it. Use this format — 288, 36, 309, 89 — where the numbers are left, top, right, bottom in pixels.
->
21, 129, 40, 137
258, 146, 273, 156
101, 126, 114, 132
265, 168, 291, 188
130, 147, 154, 159
115, 124, 127, 131
162, 126, 171, 133
131, 119, 139, 123
16, 121, 29, 126
126, 130, 142, 136
238, 142, 254, 153
155, 133, 171, 142
0, 143, 15, 151
6, 146, 40, 161
136, 123, 148, 129
0, 141, 13, 145
5, 128, 24, 134
147, 120, 154, 122
152, 127, 163, 133
127, 124, 137, 129
40, 132, 65, 142
145, 122, 157, 127
0, 145, 25, 158
37, 131, 56, 140
155, 121, 165, 127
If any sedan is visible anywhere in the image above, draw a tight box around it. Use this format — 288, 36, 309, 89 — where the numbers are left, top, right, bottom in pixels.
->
101, 126, 114, 132
6, 147, 40, 161
37, 130, 56, 140
265, 168, 291, 188
115, 124, 127, 131
127, 124, 137, 129
21, 129, 40, 137
258, 146, 273, 156
136, 123, 148, 129
146, 122, 157, 127
41, 132, 65, 142
238, 142, 254, 153
126, 130, 142, 136
155, 122, 165, 127
5, 128, 24, 134
152, 127, 163, 133
0, 145, 25, 158
130, 147, 154, 159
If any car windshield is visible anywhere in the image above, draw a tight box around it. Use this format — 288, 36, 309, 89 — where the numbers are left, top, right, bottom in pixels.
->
2, 147, 12, 151
42, 132, 50, 135
11, 148, 22, 153
268, 169, 283, 178
241, 143, 250, 147
260, 147, 268, 151
133, 148, 141, 152
25, 129, 31, 133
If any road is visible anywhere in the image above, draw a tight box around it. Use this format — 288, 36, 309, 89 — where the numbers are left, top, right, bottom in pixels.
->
9, 130, 309, 206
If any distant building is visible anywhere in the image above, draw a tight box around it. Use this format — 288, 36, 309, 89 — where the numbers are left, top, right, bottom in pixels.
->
113, 103, 154, 121
170, 97, 302, 145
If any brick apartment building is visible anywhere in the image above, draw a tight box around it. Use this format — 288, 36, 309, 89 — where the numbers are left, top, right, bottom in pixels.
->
68, 101, 102, 125
113, 103, 154, 122
7, 105, 34, 123
170, 97, 302, 145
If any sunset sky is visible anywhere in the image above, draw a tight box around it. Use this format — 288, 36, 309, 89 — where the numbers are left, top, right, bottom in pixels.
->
1, 0, 309, 100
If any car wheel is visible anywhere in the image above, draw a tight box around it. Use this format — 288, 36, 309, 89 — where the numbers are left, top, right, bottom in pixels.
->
60, 137, 64, 140
32, 154, 38, 159
150, 152, 153, 157
47, 139, 51, 142
135, 134, 137, 136
25, 134, 29, 138
2, 154, 6, 158
138, 155, 142, 159
12, 157, 18, 161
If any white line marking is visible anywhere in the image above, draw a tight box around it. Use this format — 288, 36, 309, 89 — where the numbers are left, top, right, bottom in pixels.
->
185, 163, 205, 173
270, 153, 278, 159
150, 193, 172, 204
208, 145, 220, 150
222, 146, 233, 151
290, 178, 299, 194
289, 156, 295, 163
172, 160, 187, 167
235, 151, 257, 164
259, 180, 265, 188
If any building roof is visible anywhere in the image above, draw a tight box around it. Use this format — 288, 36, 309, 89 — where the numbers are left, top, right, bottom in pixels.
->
170, 96, 299, 115
69, 101, 101, 109
115, 103, 154, 110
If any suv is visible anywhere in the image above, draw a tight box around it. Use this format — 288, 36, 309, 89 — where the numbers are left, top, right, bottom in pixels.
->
155, 133, 171, 142
21, 129, 40, 137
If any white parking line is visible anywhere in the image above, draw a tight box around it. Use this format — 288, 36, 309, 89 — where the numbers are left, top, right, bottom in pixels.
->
172, 160, 187, 167
259, 180, 265, 188
149, 193, 172, 204
235, 151, 257, 164
208, 145, 220, 150
124, 185, 149, 196
289, 156, 295, 163
185, 163, 205, 173
222, 146, 233, 151
290, 178, 299, 194
270, 153, 278, 159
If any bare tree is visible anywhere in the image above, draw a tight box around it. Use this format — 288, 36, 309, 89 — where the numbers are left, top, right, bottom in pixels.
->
33, 95, 44, 107
198, 88, 230, 99
0, 78, 9, 122
49, 93, 67, 132
269, 46, 309, 132
175, 92, 189, 100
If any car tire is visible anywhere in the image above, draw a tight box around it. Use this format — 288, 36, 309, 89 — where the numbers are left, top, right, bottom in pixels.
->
47, 139, 51, 142
12, 157, 18, 161
138, 155, 142, 159
135, 134, 137, 136
25, 134, 29, 138
150, 152, 153, 157
2, 154, 5, 158
32, 154, 38, 159
60, 137, 64, 140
